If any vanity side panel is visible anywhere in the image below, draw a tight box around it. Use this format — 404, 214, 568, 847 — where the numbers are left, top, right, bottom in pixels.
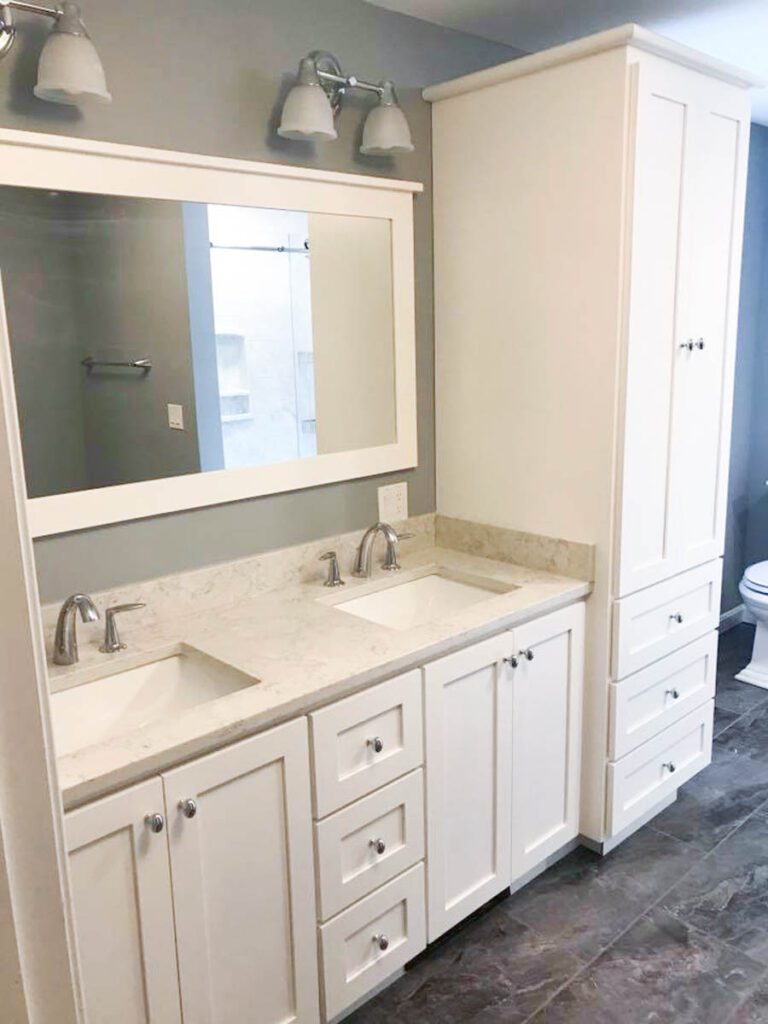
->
431, 49, 631, 840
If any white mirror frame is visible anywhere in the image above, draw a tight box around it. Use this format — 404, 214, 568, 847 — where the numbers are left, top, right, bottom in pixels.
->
0, 129, 421, 538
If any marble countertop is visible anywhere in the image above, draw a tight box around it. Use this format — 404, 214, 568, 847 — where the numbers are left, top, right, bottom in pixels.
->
50, 546, 591, 810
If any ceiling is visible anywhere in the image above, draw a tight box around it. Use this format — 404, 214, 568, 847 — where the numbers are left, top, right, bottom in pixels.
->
365, 0, 768, 123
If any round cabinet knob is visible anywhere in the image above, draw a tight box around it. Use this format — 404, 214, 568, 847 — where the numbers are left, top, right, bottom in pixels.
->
370, 838, 386, 855
695, 338, 706, 350
368, 736, 384, 754
179, 798, 197, 819
662, 761, 677, 774
523, 648, 535, 662
373, 934, 390, 952
680, 340, 694, 352
666, 688, 681, 701
504, 655, 519, 668
670, 613, 684, 624
145, 813, 165, 834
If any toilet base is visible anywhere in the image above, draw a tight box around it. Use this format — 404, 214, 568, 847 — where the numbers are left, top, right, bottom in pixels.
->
736, 620, 768, 689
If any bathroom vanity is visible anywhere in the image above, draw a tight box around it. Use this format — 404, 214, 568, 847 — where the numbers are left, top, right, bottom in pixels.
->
49, 538, 588, 1024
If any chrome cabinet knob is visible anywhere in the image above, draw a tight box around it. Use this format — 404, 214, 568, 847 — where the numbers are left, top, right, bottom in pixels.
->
666, 688, 681, 700
662, 761, 677, 773
370, 838, 386, 855
523, 648, 535, 662
368, 736, 384, 754
679, 340, 694, 352
145, 813, 165, 834
373, 934, 390, 951
179, 798, 197, 819
503, 654, 519, 668
695, 338, 705, 350
670, 613, 684, 624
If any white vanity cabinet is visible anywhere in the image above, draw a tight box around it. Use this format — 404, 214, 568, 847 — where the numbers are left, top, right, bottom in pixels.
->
65, 719, 319, 1024
425, 604, 584, 941
427, 24, 755, 846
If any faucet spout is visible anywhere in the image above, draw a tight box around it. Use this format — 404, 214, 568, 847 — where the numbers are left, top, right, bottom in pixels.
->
53, 593, 99, 666
353, 522, 401, 578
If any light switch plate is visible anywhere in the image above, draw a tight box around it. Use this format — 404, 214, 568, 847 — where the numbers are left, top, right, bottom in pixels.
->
378, 482, 408, 523
168, 404, 184, 430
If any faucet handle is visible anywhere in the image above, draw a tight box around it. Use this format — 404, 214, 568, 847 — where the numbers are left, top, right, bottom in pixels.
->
320, 551, 345, 588
100, 603, 146, 654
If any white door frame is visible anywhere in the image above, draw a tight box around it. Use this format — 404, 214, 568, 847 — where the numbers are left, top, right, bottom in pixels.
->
0, 275, 83, 1023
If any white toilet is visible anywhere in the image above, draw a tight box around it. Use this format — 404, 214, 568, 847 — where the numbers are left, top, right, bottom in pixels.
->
738, 561, 768, 687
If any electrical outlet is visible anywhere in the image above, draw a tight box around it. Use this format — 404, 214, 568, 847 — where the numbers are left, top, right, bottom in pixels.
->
378, 482, 408, 523
168, 404, 184, 430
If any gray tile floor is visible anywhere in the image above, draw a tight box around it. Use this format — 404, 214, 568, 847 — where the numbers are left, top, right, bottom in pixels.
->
347, 624, 768, 1024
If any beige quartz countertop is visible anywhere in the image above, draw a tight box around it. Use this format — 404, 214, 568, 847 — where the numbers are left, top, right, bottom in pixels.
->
50, 546, 591, 810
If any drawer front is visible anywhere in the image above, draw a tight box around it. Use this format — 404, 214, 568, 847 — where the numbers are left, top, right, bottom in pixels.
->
607, 701, 713, 836
310, 671, 423, 818
315, 770, 425, 921
612, 560, 722, 679
320, 863, 426, 1021
609, 633, 717, 760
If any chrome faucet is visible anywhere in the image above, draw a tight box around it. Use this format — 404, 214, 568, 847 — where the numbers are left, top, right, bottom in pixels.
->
353, 522, 412, 578
53, 594, 100, 666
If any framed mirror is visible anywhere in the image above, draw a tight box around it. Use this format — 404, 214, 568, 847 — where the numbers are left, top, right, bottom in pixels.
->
0, 130, 420, 536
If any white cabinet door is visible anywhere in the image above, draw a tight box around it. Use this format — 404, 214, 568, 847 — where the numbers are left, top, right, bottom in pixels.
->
424, 632, 513, 941
163, 719, 319, 1024
616, 63, 748, 596
511, 604, 584, 882
65, 778, 182, 1024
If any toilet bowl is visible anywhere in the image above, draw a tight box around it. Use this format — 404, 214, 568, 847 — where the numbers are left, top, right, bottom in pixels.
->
737, 560, 768, 687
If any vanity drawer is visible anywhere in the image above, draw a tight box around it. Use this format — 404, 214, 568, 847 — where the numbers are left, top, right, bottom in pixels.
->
612, 560, 722, 680
609, 633, 717, 760
607, 701, 713, 836
315, 770, 425, 921
320, 863, 426, 1021
310, 671, 423, 818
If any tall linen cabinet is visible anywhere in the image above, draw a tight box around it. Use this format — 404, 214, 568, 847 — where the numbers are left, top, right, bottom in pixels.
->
425, 25, 757, 845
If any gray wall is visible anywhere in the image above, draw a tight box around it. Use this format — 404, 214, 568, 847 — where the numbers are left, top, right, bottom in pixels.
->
0, 0, 520, 602
723, 124, 768, 613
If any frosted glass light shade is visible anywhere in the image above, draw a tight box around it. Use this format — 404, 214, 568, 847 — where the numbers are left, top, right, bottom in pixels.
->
360, 101, 414, 155
34, 3, 110, 106
278, 83, 337, 141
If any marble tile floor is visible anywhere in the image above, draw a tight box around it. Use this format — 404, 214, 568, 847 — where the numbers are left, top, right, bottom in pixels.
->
347, 623, 768, 1024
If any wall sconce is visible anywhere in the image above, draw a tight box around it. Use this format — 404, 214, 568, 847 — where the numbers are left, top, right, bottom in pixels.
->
278, 51, 413, 155
0, 0, 110, 106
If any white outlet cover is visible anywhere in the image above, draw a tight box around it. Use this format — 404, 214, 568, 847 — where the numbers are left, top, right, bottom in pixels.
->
168, 404, 184, 430
378, 482, 408, 522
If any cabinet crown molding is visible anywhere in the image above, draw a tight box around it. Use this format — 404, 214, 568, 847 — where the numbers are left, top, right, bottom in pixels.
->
422, 22, 764, 103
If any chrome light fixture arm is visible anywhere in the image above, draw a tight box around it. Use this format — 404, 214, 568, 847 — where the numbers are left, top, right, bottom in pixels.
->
0, 1, 62, 58
308, 50, 385, 117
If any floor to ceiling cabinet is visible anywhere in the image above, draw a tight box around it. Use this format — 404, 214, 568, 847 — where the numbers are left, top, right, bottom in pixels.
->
426, 24, 756, 845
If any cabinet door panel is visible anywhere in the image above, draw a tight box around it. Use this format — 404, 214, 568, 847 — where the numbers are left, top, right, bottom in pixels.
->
424, 633, 512, 941
669, 95, 748, 571
65, 779, 181, 1024
163, 719, 319, 1024
511, 604, 584, 881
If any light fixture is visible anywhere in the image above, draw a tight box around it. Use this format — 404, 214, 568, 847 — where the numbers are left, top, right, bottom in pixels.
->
0, 0, 110, 106
279, 51, 413, 155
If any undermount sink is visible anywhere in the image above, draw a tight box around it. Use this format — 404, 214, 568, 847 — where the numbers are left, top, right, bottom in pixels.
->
333, 571, 516, 631
50, 650, 256, 756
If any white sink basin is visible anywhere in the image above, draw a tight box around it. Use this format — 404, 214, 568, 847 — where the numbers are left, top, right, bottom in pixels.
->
50, 650, 256, 756
334, 571, 515, 631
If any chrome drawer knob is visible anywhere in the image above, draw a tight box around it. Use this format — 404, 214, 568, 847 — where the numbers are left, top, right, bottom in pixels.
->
523, 648, 535, 662
179, 798, 197, 819
670, 613, 684, 624
666, 688, 681, 700
373, 934, 390, 951
504, 654, 519, 668
370, 838, 386, 855
145, 813, 165, 834
662, 761, 677, 774
679, 340, 694, 352
695, 338, 705, 350
368, 736, 384, 754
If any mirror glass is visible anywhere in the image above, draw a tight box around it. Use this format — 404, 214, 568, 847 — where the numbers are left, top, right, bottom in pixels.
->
0, 186, 396, 499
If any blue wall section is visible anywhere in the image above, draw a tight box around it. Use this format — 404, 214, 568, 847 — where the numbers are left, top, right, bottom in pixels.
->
723, 123, 768, 613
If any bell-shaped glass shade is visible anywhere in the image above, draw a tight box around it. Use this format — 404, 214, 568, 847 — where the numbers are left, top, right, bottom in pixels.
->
278, 83, 337, 141
34, 2, 111, 106
360, 92, 414, 155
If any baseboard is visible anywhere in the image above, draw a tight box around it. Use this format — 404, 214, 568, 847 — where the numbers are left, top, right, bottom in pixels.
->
720, 604, 747, 631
